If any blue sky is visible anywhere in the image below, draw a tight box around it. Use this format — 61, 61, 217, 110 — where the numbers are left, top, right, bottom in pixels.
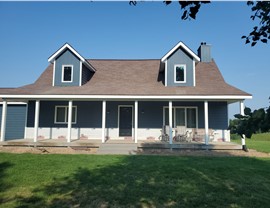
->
0, 1, 269, 118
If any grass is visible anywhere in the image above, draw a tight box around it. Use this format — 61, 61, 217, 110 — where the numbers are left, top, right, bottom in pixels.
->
1, 153, 270, 208
231, 133, 270, 153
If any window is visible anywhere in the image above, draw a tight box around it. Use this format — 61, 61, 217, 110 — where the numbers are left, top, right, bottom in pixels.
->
55, 106, 77, 124
62, 65, 73, 82
187, 108, 196, 128
164, 107, 197, 128
174, 65, 186, 83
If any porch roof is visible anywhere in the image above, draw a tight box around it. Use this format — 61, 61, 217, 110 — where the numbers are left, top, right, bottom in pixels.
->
0, 59, 251, 100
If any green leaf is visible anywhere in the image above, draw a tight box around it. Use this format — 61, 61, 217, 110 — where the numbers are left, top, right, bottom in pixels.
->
251, 41, 257, 46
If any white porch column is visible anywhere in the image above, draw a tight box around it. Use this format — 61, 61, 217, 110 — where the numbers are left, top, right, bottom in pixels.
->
1, 100, 7, 142
134, 100, 138, 144
204, 101, 209, 145
240, 100, 247, 150
67, 100, 73, 143
169, 101, 173, 144
240, 100, 245, 116
34, 100, 40, 142
101, 100, 106, 143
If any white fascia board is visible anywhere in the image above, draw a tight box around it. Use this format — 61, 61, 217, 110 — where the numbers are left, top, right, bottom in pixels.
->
0, 94, 252, 101
0, 102, 27, 105
48, 43, 96, 72
161, 41, 200, 63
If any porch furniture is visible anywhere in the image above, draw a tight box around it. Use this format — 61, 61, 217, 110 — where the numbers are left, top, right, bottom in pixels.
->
159, 125, 170, 142
175, 126, 192, 142
193, 128, 216, 142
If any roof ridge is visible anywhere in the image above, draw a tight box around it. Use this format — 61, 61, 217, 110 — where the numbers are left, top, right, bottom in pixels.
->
87, 59, 161, 61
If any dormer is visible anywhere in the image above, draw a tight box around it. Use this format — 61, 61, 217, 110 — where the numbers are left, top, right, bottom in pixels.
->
48, 43, 95, 87
161, 41, 200, 87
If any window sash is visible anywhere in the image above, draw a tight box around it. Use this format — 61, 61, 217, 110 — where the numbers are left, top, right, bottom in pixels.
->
62, 65, 73, 82
187, 108, 196, 128
174, 65, 186, 83
55, 106, 77, 124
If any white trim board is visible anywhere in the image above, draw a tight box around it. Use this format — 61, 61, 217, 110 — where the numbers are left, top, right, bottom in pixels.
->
0, 102, 26, 105
0, 94, 252, 101
161, 41, 200, 62
48, 43, 96, 72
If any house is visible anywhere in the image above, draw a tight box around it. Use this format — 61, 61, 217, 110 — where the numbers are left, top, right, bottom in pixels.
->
0, 41, 252, 144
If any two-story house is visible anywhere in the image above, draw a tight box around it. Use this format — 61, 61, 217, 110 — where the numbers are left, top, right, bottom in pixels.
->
0, 41, 252, 145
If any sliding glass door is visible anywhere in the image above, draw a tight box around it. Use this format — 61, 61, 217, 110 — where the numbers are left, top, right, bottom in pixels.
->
164, 107, 197, 128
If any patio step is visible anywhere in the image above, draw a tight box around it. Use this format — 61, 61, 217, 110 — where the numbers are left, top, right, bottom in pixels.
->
138, 143, 242, 150
97, 143, 138, 155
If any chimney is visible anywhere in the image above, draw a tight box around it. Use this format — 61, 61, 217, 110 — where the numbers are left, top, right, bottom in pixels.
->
197, 42, 211, 62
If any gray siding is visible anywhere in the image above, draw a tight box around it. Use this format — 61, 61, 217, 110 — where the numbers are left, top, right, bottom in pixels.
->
167, 47, 194, 86
138, 101, 167, 128
54, 49, 81, 86
0, 104, 26, 140
81, 64, 94, 85
198, 44, 211, 62
208, 102, 228, 129
26, 101, 228, 131
27, 101, 102, 128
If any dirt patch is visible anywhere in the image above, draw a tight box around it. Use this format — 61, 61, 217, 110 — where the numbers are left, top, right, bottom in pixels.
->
137, 148, 270, 157
0, 146, 270, 157
0, 146, 98, 155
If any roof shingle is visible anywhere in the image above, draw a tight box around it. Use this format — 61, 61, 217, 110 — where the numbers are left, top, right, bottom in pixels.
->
0, 59, 251, 97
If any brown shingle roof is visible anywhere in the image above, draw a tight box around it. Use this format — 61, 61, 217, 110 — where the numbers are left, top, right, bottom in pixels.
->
0, 59, 250, 97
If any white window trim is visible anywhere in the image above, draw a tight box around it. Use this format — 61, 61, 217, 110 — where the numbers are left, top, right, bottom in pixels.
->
165, 60, 168, 87
163, 106, 198, 129
174, 64, 186, 83
193, 59, 196, 87
52, 60, 56, 86
54, 105, 77, 124
79, 61, 82, 86
62, 65, 73, 83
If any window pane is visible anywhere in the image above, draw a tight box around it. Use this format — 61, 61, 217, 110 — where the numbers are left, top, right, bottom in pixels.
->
72, 107, 76, 123
187, 108, 196, 128
165, 108, 169, 126
63, 66, 72, 81
164, 108, 175, 127
175, 66, 185, 82
175, 108, 185, 126
56, 107, 66, 123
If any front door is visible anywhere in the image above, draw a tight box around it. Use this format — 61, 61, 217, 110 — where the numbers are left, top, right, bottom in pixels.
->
119, 106, 133, 137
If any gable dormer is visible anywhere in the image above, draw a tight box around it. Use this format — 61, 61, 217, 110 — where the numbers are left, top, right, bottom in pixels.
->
161, 42, 200, 87
48, 43, 95, 87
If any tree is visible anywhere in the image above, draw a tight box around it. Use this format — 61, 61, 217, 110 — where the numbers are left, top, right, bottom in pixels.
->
233, 107, 254, 139
230, 106, 270, 138
129, 1, 270, 46
242, 1, 270, 46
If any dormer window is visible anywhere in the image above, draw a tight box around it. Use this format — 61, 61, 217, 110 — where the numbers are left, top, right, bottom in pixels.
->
174, 64, 186, 83
62, 65, 73, 82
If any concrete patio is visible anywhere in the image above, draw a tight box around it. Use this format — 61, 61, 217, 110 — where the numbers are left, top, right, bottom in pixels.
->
0, 138, 242, 151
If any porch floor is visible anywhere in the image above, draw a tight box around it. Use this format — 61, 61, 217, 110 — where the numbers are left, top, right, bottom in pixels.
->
0, 138, 242, 150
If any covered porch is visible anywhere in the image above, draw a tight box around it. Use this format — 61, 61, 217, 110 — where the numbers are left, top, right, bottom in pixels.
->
1, 97, 246, 146
0, 138, 242, 151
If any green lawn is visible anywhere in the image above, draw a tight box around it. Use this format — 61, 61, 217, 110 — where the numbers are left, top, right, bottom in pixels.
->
1, 153, 270, 208
231, 133, 270, 153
